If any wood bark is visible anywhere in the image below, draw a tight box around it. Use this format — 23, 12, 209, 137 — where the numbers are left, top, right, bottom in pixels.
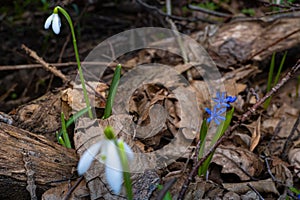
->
0, 122, 78, 200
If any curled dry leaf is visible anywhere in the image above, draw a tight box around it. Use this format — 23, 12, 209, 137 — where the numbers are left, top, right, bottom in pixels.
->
288, 148, 300, 178
271, 157, 293, 187
42, 179, 89, 200
61, 82, 108, 116
250, 116, 261, 152
213, 145, 264, 181
223, 178, 279, 195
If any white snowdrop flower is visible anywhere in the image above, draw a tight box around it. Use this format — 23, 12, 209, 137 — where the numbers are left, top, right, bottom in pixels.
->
44, 12, 61, 34
77, 138, 134, 194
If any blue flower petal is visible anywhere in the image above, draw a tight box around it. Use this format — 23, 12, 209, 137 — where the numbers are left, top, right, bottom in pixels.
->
214, 118, 220, 125
205, 108, 212, 115
226, 96, 237, 103
207, 117, 212, 123
216, 107, 226, 115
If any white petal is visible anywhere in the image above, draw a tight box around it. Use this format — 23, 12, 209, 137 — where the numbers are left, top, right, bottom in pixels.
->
52, 13, 61, 34
105, 141, 123, 194
118, 139, 134, 161
44, 14, 54, 29
77, 142, 102, 175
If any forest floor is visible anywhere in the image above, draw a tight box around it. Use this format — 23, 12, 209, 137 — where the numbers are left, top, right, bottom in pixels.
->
1, 1, 300, 199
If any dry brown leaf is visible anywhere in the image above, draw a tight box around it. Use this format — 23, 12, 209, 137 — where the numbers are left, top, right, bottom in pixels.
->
262, 118, 281, 133
273, 103, 298, 138
61, 82, 108, 115
213, 145, 263, 181
223, 178, 279, 195
250, 116, 261, 152
42, 179, 89, 200
271, 158, 293, 186
224, 79, 247, 97
288, 148, 300, 178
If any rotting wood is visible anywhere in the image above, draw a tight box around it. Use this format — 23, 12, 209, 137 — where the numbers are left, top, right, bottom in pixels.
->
0, 122, 78, 200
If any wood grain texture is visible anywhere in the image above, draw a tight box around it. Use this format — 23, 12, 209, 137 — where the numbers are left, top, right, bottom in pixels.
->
0, 122, 78, 200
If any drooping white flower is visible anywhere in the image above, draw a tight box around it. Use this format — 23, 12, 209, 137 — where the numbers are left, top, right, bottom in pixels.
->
77, 139, 134, 194
44, 13, 61, 34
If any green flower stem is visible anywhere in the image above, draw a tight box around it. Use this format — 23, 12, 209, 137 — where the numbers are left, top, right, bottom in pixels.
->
56, 6, 93, 119
118, 140, 133, 200
61, 112, 71, 148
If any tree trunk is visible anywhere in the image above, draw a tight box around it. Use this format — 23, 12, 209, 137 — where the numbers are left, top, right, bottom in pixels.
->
0, 122, 78, 200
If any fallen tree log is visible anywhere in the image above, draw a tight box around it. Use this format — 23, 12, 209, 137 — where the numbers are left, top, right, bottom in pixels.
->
0, 122, 78, 200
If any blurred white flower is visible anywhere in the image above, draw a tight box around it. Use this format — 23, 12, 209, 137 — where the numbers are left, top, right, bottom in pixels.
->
44, 13, 61, 34
77, 139, 134, 194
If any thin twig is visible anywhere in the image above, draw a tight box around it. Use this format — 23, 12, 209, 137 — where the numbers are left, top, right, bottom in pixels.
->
187, 4, 231, 18
264, 157, 278, 182
267, 118, 283, 150
157, 178, 177, 200
177, 59, 300, 199
136, 0, 217, 24
62, 176, 84, 200
247, 183, 265, 200
193, 141, 201, 168
281, 114, 300, 160
21, 45, 109, 102
21, 44, 71, 84
257, 0, 295, 9
248, 28, 300, 61
249, 88, 260, 102
0, 61, 125, 71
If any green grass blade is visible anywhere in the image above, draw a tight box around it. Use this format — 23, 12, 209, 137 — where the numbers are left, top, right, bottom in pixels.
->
198, 119, 208, 158
61, 112, 71, 148
264, 52, 276, 109
198, 120, 208, 176
57, 106, 91, 140
103, 64, 122, 119
198, 152, 214, 176
273, 51, 287, 87
65, 106, 91, 128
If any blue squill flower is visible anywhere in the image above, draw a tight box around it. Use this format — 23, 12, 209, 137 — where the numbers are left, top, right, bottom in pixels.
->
205, 106, 226, 125
213, 91, 237, 108
226, 96, 237, 103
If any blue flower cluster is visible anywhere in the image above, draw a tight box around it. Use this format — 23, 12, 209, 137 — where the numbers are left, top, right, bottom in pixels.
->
205, 91, 237, 125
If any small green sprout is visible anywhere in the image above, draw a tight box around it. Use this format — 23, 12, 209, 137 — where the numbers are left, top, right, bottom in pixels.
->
56, 106, 90, 147
241, 8, 255, 16
60, 112, 71, 148
102, 64, 122, 119
264, 51, 287, 109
